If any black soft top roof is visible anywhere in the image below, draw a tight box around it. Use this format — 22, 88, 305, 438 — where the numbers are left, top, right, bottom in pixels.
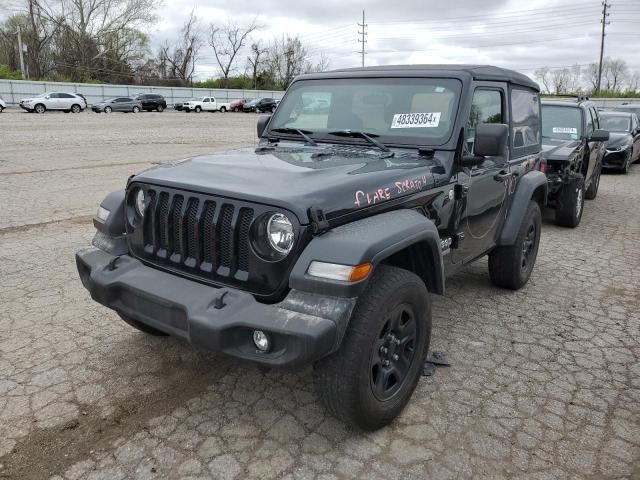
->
297, 64, 539, 91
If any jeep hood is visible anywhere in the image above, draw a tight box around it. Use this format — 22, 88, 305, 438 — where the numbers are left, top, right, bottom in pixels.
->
605, 132, 633, 149
541, 138, 580, 161
132, 147, 439, 224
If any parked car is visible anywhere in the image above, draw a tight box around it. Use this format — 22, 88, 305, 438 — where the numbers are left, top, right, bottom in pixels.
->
183, 97, 230, 113
92, 97, 143, 113
135, 94, 167, 112
599, 111, 640, 173
229, 99, 249, 112
174, 99, 196, 111
303, 98, 330, 114
19, 92, 87, 113
540, 99, 609, 227
0, 96, 5, 112
76, 64, 547, 430
242, 99, 258, 112
255, 97, 278, 113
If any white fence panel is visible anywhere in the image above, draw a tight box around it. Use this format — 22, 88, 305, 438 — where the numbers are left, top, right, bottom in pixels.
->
0, 79, 284, 106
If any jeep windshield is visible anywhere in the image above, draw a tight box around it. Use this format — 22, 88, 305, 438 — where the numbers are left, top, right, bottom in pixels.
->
268, 78, 462, 147
541, 105, 583, 141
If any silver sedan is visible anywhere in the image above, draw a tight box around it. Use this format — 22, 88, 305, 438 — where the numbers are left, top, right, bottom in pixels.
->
92, 97, 142, 113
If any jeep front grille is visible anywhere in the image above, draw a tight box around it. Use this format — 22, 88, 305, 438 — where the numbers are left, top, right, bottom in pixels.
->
125, 184, 302, 298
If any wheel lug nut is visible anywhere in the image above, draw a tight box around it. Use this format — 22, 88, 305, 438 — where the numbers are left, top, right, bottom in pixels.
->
392, 354, 399, 361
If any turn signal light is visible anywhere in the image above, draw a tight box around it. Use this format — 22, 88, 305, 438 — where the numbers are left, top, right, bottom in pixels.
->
349, 263, 373, 282
307, 261, 373, 282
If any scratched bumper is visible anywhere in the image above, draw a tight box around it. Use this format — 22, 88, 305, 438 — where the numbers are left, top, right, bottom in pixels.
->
76, 247, 355, 368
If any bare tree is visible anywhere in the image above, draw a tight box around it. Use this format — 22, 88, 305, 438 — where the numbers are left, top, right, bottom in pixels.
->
209, 20, 257, 87
534, 67, 551, 93
266, 36, 307, 89
605, 58, 628, 93
160, 10, 202, 85
626, 71, 640, 93
550, 68, 572, 95
583, 63, 600, 92
246, 40, 267, 88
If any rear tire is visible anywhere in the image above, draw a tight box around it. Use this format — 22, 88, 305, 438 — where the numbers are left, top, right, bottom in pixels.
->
118, 314, 169, 336
585, 166, 601, 200
157, 105, 164, 112
555, 176, 585, 228
71, 104, 81, 113
220, 106, 226, 112
314, 265, 431, 431
489, 201, 541, 290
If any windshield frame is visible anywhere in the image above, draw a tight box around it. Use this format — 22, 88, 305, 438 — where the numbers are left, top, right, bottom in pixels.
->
266, 76, 463, 148
541, 104, 584, 141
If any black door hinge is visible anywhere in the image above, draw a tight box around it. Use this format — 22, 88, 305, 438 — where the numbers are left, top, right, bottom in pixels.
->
454, 184, 469, 200
309, 207, 330, 235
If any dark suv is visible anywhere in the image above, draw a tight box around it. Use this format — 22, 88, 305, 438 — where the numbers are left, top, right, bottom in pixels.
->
540, 99, 609, 227
76, 65, 547, 430
599, 111, 640, 173
135, 94, 167, 112
250, 97, 278, 113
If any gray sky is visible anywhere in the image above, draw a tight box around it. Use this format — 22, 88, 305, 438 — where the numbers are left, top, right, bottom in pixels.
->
148, 0, 639, 84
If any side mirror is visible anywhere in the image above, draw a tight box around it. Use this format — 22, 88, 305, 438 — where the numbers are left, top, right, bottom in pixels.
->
257, 114, 271, 138
474, 123, 509, 157
589, 129, 610, 142
45, 95, 50, 99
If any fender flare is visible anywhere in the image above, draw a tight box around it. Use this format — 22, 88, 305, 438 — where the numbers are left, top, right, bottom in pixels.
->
290, 209, 445, 298
94, 190, 126, 237
498, 170, 547, 246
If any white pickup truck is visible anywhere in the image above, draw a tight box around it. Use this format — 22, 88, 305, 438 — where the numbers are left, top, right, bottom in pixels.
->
182, 96, 230, 113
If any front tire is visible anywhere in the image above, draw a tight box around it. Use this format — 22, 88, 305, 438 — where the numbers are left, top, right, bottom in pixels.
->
118, 314, 168, 336
157, 105, 164, 112
621, 154, 631, 174
555, 176, 585, 228
489, 201, 541, 290
132, 106, 140, 113
314, 265, 431, 430
104, 106, 112, 113
195, 106, 202, 113
34, 103, 46, 114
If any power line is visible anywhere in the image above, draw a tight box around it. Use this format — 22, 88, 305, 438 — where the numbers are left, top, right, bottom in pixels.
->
357, 10, 367, 68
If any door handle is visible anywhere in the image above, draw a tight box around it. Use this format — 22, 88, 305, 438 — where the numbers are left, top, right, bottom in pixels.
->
494, 170, 511, 183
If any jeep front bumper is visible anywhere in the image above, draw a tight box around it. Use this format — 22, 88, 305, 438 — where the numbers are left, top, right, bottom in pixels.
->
76, 247, 355, 368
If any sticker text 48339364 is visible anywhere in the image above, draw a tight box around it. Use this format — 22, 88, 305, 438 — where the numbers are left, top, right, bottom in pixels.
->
390, 112, 441, 129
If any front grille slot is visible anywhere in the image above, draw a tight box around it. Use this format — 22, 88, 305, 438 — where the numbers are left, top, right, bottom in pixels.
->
137, 188, 256, 282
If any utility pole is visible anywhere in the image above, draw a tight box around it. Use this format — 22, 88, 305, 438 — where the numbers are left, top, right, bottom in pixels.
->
596, 1, 610, 94
357, 10, 367, 68
16, 26, 26, 80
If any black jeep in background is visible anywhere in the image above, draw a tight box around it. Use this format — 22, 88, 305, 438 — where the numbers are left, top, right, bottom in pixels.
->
76, 65, 547, 430
540, 99, 609, 227
135, 94, 167, 112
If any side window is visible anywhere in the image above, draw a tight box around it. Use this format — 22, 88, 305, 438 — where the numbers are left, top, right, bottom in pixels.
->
49, 93, 60, 98
510, 88, 541, 156
585, 108, 594, 135
465, 89, 504, 155
203, 98, 210, 103
590, 107, 600, 130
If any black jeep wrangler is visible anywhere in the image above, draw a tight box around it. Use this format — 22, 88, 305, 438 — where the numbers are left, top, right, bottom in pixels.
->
541, 99, 609, 227
76, 65, 547, 430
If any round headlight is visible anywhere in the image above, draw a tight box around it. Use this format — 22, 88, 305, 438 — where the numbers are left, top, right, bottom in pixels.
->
267, 213, 294, 255
135, 189, 145, 217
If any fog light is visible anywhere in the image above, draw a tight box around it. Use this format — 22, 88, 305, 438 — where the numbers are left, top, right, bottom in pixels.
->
253, 330, 270, 352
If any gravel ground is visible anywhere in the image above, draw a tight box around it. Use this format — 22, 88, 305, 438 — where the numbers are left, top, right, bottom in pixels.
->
0, 109, 638, 480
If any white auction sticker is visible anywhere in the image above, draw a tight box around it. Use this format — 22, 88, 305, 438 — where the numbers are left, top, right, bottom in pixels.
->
552, 127, 577, 134
391, 112, 441, 129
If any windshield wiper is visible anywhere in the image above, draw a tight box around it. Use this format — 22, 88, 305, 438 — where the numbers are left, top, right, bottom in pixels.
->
327, 130, 393, 156
270, 127, 317, 146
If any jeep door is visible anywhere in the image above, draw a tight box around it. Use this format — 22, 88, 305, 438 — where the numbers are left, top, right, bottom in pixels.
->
632, 114, 640, 161
585, 106, 601, 181
456, 84, 510, 262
